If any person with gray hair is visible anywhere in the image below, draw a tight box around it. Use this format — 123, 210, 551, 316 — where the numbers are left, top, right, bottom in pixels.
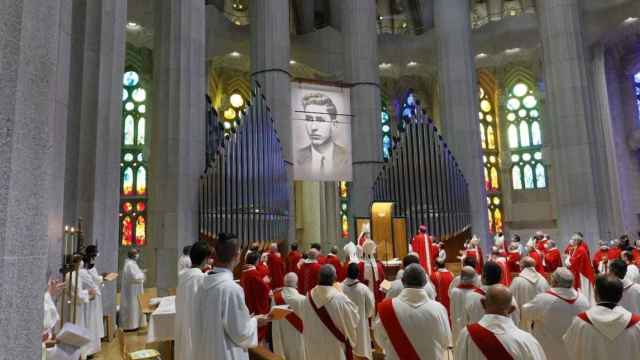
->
510, 256, 550, 329
521, 268, 589, 360
373, 264, 452, 360
271, 272, 306, 360
298, 248, 322, 294
450, 266, 482, 344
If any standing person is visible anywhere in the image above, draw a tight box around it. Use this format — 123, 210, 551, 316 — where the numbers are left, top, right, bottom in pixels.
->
298, 249, 322, 294
608, 260, 640, 313
430, 259, 454, 315
240, 251, 271, 342
622, 251, 640, 284
79, 247, 104, 356
192, 233, 270, 359
267, 243, 285, 289
175, 241, 210, 360
271, 273, 306, 360
567, 232, 596, 305
386, 254, 437, 300
526, 240, 546, 276
311, 243, 326, 264
178, 245, 192, 275
326, 246, 343, 280
410, 224, 434, 275
543, 240, 562, 274
358, 240, 386, 303
490, 247, 512, 286
463, 236, 484, 274
509, 257, 549, 329
521, 268, 590, 360
341, 263, 375, 360
287, 243, 302, 274
563, 274, 640, 360
449, 256, 482, 294
455, 285, 547, 360
464, 262, 520, 325
593, 241, 610, 274
450, 267, 480, 345
373, 264, 452, 360
120, 248, 146, 331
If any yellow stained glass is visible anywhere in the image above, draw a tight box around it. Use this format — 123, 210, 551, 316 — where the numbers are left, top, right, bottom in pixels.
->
135, 216, 146, 245
480, 124, 486, 149
136, 166, 147, 195
123, 167, 133, 195
121, 216, 133, 246
490, 167, 499, 190
480, 99, 492, 112
494, 209, 503, 233
487, 126, 495, 149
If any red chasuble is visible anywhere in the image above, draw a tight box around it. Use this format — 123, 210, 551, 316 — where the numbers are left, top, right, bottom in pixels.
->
592, 249, 608, 274
298, 262, 321, 294
326, 254, 344, 281
377, 299, 420, 360
317, 255, 327, 265
507, 251, 521, 274
465, 249, 484, 274
286, 250, 302, 274
569, 244, 595, 290
494, 259, 512, 286
467, 323, 514, 360
632, 249, 640, 266
410, 232, 434, 275
543, 248, 561, 273
240, 267, 271, 340
529, 250, 546, 276
608, 247, 622, 261
268, 251, 285, 289
430, 270, 454, 315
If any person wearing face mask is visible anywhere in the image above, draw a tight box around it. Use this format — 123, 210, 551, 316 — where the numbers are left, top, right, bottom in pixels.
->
120, 248, 146, 331
79, 245, 104, 356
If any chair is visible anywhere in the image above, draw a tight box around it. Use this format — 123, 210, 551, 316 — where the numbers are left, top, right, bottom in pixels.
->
117, 328, 160, 360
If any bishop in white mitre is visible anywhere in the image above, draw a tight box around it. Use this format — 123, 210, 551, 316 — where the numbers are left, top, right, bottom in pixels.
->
609, 259, 640, 313
342, 263, 375, 360
564, 274, 640, 360
120, 248, 146, 330
521, 268, 589, 360
271, 273, 306, 360
456, 284, 547, 360
510, 257, 549, 329
450, 266, 481, 344
373, 264, 451, 360
464, 262, 520, 326
386, 254, 436, 300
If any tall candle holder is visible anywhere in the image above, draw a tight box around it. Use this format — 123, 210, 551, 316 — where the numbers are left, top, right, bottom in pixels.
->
58, 218, 85, 328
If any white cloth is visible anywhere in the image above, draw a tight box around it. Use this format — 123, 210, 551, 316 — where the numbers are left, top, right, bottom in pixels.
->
177, 255, 192, 275
521, 287, 589, 360
362, 257, 380, 297
563, 305, 640, 360
619, 278, 640, 313
386, 278, 436, 300
455, 314, 547, 360
44, 292, 60, 336
174, 268, 204, 360
450, 285, 478, 345
448, 275, 482, 297
78, 268, 103, 355
192, 268, 257, 360
464, 286, 520, 325
625, 264, 640, 284
510, 268, 549, 329
373, 288, 451, 360
341, 278, 375, 359
299, 285, 359, 360
120, 258, 146, 330
146, 296, 175, 342
271, 287, 306, 360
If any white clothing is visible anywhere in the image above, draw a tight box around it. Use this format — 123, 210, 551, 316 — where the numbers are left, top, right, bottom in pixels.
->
619, 278, 640, 313
79, 268, 103, 355
464, 285, 520, 325
271, 287, 306, 360
192, 267, 257, 360
177, 255, 192, 275
455, 314, 547, 360
341, 278, 375, 359
299, 285, 359, 360
120, 258, 146, 330
43, 292, 60, 336
563, 305, 640, 360
437, 249, 447, 263
624, 264, 640, 284
386, 278, 436, 300
373, 288, 451, 360
521, 287, 589, 360
510, 268, 549, 329
448, 275, 482, 297
174, 268, 205, 360
362, 256, 380, 298
450, 285, 479, 345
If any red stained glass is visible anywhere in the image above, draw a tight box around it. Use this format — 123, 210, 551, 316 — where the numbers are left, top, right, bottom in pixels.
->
121, 216, 133, 246
122, 202, 133, 213
136, 202, 145, 212
135, 216, 146, 246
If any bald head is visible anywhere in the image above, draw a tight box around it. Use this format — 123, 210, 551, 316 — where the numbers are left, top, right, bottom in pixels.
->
284, 272, 298, 288
481, 285, 515, 316
270, 243, 278, 252
402, 264, 427, 288
318, 264, 336, 286
520, 256, 536, 269
551, 268, 574, 288
460, 266, 477, 284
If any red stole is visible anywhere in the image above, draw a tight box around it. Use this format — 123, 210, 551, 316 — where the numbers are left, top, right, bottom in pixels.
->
474, 288, 486, 296
467, 323, 514, 360
307, 293, 353, 360
545, 290, 577, 304
529, 251, 546, 275
273, 290, 303, 333
411, 233, 433, 275
377, 299, 420, 360
457, 284, 478, 290
577, 312, 640, 328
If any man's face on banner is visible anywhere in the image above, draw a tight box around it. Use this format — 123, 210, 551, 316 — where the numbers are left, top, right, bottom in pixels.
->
304, 104, 333, 146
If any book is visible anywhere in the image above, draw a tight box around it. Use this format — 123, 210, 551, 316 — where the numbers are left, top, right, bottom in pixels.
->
379, 279, 392, 292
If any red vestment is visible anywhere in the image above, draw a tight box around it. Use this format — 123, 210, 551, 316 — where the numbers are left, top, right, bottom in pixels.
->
430, 269, 454, 315
529, 250, 546, 275
410, 233, 434, 274
358, 260, 386, 303
536, 239, 548, 253
465, 249, 483, 274
298, 261, 321, 294
240, 267, 271, 340
569, 244, 595, 290
592, 249, 609, 274
326, 254, 343, 280
256, 262, 269, 278
317, 255, 327, 265
267, 251, 285, 289
564, 245, 576, 257
608, 247, 621, 261
507, 251, 521, 274
632, 249, 640, 265
286, 250, 302, 274
543, 248, 561, 273
494, 258, 512, 286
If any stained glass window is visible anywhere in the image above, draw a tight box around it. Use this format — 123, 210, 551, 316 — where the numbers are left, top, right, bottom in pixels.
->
633, 72, 640, 124
505, 81, 546, 190
339, 181, 350, 239
381, 102, 393, 161
120, 69, 149, 246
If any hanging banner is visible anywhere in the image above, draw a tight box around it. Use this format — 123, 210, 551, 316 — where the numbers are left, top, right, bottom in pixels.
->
291, 80, 352, 181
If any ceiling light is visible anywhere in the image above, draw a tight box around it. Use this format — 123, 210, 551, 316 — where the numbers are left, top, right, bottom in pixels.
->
379, 62, 392, 69
505, 48, 521, 54
476, 53, 488, 59
229, 51, 241, 57
289, 60, 296, 65
126, 22, 141, 31
378, 16, 384, 21
407, 61, 418, 67
624, 17, 639, 24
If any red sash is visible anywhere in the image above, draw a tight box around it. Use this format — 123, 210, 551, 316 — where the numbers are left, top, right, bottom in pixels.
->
377, 299, 420, 360
467, 323, 514, 360
308, 292, 353, 360
545, 290, 577, 304
577, 312, 640, 329
457, 284, 477, 290
473, 288, 486, 296
273, 290, 303, 333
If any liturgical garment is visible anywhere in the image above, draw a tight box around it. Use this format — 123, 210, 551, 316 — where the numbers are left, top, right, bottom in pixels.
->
267, 250, 286, 289
509, 267, 549, 329
464, 286, 520, 325
174, 268, 205, 360
410, 232, 434, 275
450, 284, 479, 346
341, 278, 375, 359
271, 287, 306, 360
120, 258, 146, 330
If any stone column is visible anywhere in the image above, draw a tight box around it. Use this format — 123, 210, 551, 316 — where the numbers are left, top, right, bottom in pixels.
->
150, 0, 206, 292
0, 0, 65, 358
249, 0, 295, 244
434, 0, 489, 244
342, 0, 383, 220
538, 0, 600, 244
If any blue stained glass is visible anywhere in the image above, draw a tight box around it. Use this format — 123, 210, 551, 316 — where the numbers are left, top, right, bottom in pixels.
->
635, 72, 640, 83
123, 71, 139, 87
383, 135, 391, 145
382, 125, 391, 133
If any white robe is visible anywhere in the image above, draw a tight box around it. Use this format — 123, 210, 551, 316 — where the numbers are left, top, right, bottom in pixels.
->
271, 287, 306, 360
373, 288, 451, 360
448, 275, 482, 297
464, 285, 520, 325
450, 285, 478, 345
386, 278, 436, 300
341, 278, 375, 359
619, 278, 640, 313
563, 305, 640, 360
178, 255, 192, 275
120, 258, 146, 330
43, 292, 60, 336
79, 268, 103, 355
509, 268, 549, 329
624, 264, 640, 284
174, 268, 204, 360
192, 267, 257, 360
299, 285, 359, 360
455, 314, 547, 360
521, 287, 589, 360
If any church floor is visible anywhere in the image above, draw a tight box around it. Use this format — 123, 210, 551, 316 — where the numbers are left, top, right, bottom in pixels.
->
94, 330, 173, 360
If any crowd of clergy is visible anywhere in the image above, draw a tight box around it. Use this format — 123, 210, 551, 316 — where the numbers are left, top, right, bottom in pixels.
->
42, 226, 640, 359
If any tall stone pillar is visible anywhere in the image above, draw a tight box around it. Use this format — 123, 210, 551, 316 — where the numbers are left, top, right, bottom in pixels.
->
538, 0, 600, 244
342, 0, 383, 221
0, 0, 65, 358
249, 0, 295, 244
150, 0, 206, 291
434, 0, 489, 244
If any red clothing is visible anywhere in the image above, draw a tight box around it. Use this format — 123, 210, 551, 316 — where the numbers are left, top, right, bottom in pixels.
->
465, 249, 483, 274
536, 239, 548, 252
529, 250, 546, 275
564, 245, 576, 257
569, 243, 595, 290
317, 255, 327, 265
267, 251, 285, 289
256, 262, 269, 278
495, 258, 512, 286
410, 233, 434, 275
592, 249, 609, 274
298, 261, 321, 294
358, 260, 386, 303
286, 250, 302, 274
507, 251, 521, 274
608, 247, 622, 261
430, 269, 454, 315
632, 249, 640, 265
543, 248, 561, 273
239, 267, 271, 340
326, 254, 343, 280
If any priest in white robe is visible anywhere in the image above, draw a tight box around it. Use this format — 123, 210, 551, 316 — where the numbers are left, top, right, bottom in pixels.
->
622, 251, 640, 284
455, 284, 547, 360
342, 263, 375, 360
299, 265, 359, 360
510, 257, 549, 329
120, 248, 146, 330
175, 241, 210, 360
564, 274, 640, 360
79, 260, 103, 356
464, 262, 520, 326
271, 273, 306, 360
191, 233, 270, 360
373, 264, 451, 360
609, 259, 640, 313
386, 254, 436, 300
521, 268, 589, 360
177, 245, 192, 275
450, 266, 481, 345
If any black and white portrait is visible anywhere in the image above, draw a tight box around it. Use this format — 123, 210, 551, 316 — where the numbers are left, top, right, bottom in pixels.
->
291, 82, 352, 181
